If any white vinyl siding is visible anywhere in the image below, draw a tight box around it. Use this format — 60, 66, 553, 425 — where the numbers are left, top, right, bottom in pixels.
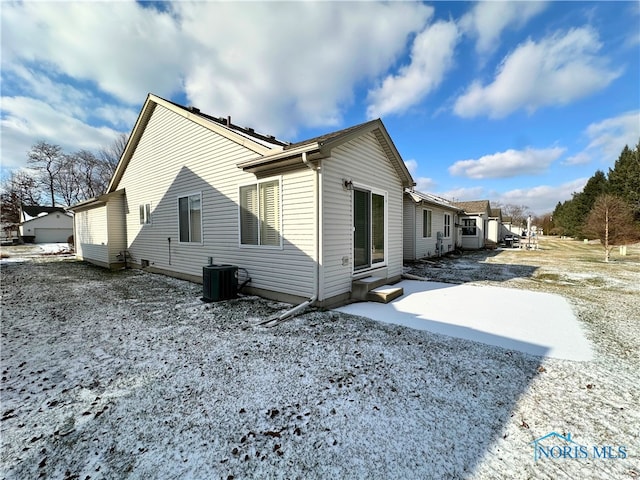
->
74, 206, 109, 264
116, 104, 315, 299
403, 195, 416, 260
460, 215, 485, 249
106, 193, 127, 263
405, 201, 458, 260
322, 132, 403, 300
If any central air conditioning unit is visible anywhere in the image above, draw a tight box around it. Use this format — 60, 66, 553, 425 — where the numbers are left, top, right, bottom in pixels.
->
202, 264, 238, 302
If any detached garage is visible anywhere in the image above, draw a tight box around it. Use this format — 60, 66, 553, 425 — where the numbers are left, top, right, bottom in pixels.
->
19, 206, 73, 243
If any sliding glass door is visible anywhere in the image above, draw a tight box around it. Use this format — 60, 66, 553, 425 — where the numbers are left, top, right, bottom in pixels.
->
353, 187, 386, 270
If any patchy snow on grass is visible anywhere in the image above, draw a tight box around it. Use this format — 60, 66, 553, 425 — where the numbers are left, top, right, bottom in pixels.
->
1, 239, 639, 479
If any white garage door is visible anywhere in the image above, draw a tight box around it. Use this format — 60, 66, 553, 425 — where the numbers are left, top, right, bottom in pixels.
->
34, 228, 73, 243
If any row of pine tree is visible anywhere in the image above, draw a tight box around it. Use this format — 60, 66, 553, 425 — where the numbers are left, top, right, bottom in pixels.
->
552, 143, 640, 238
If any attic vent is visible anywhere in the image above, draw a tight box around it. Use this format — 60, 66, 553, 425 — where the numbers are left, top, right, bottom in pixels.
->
188, 106, 200, 113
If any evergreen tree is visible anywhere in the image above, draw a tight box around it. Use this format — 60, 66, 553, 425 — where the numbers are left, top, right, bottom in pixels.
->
607, 142, 640, 219
553, 170, 608, 237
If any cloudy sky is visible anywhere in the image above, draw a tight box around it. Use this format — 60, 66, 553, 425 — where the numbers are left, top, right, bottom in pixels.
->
1, 1, 638, 213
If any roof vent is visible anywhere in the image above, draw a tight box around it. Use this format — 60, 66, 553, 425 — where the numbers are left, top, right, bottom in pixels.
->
188, 106, 200, 114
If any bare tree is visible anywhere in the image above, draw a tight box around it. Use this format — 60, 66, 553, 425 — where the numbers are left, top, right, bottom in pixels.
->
0, 170, 42, 237
55, 150, 113, 204
28, 141, 64, 206
583, 194, 640, 262
99, 132, 128, 171
492, 202, 533, 228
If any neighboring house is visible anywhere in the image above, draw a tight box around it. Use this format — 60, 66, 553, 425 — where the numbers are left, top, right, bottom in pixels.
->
453, 200, 492, 250
19, 206, 73, 243
488, 208, 503, 245
403, 189, 463, 260
70, 94, 414, 307
501, 216, 514, 237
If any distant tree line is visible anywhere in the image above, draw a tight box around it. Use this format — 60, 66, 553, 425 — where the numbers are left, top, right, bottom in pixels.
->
552, 142, 640, 237
550, 142, 640, 259
0, 133, 128, 236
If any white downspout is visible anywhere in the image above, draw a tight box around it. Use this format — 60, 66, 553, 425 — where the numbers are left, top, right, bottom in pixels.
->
275, 151, 319, 321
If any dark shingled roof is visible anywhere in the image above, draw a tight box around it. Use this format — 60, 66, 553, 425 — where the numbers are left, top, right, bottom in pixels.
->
167, 100, 289, 147
284, 119, 381, 150
453, 200, 491, 215
22, 206, 67, 217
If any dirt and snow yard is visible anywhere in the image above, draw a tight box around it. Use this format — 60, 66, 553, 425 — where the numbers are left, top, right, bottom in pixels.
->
1, 238, 639, 479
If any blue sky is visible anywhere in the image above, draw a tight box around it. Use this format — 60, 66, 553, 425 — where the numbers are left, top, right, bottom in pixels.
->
1, 1, 638, 213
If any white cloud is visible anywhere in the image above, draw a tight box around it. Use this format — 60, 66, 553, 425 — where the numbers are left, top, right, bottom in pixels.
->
561, 110, 640, 168
563, 152, 592, 166
459, 1, 547, 55
437, 178, 589, 214
453, 27, 622, 118
1, 97, 122, 169
404, 159, 436, 192
497, 178, 589, 213
404, 159, 419, 175
585, 111, 640, 160
449, 147, 565, 179
1, 2, 186, 105
415, 177, 437, 193
437, 186, 486, 203
366, 20, 459, 119
175, 2, 432, 136
0, 1, 432, 169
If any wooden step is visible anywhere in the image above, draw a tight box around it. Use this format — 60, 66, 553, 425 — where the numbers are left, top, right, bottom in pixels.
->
366, 286, 404, 303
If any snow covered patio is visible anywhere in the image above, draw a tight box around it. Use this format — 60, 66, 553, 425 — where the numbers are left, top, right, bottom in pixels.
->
337, 279, 593, 361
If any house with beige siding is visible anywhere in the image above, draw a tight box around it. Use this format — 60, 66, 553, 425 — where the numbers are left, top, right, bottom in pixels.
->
19, 206, 73, 243
403, 190, 463, 260
488, 208, 504, 245
452, 200, 493, 250
70, 94, 414, 307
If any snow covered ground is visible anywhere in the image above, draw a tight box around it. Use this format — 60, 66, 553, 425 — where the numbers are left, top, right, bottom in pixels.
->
0, 243, 72, 264
337, 280, 593, 361
1, 239, 638, 479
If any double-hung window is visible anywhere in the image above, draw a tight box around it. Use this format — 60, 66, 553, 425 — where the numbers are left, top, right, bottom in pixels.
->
139, 203, 152, 225
422, 209, 432, 238
178, 193, 202, 243
462, 218, 477, 236
444, 214, 451, 237
239, 178, 281, 247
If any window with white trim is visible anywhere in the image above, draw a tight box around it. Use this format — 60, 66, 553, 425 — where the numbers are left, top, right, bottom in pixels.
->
462, 218, 477, 236
239, 178, 281, 247
139, 203, 151, 225
178, 193, 202, 243
422, 209, 432, 238
444, 214, 451, 237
